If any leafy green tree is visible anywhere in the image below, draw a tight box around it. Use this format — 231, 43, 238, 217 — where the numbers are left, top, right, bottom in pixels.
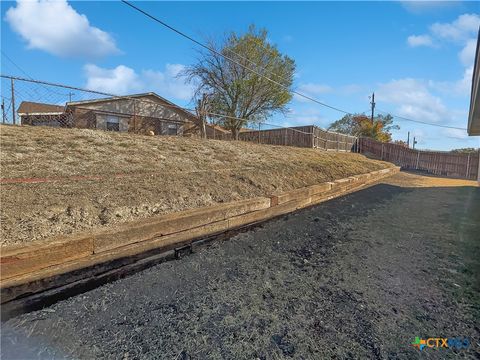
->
355, 115, 391, 142
328, 113, 399, 139
184, 25, 295, 139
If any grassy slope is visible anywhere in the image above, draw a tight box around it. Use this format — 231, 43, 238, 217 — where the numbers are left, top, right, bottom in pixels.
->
0, 125, 390, 245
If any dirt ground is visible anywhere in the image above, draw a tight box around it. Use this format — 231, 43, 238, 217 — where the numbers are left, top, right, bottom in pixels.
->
2, 172, 478, 359
0, 125, 389, 246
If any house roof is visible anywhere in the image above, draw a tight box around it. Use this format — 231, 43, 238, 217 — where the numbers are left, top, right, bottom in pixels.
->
66, 92, 198, 122
206, 123, 230, 133
17, 101, 65, 115
206, 124, 253, 133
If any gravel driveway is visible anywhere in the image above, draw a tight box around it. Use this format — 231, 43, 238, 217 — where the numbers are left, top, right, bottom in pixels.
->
2, 172, 479, 359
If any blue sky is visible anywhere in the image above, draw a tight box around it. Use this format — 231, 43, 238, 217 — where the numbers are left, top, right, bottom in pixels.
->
1, 0, 479, 150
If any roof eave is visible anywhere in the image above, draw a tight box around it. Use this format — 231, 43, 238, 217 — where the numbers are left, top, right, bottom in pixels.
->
467, 30, 480, 136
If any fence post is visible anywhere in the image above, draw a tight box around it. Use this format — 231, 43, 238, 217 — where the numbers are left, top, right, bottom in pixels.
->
466, 154, 470, 179
416, 151, 420, 170
10, 78, 16, 125
381, 143, 384, 160
1, 98, 5, 124
477, 150, 480, 184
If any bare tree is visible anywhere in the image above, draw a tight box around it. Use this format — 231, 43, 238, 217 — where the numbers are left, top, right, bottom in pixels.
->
184, 25, 295, 139
195, 93, 210, 139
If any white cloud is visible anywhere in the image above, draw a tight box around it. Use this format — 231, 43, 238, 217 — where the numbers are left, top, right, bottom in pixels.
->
401, 1, 460, 14
297, 83, 332, 95
84, 64, 141, 95
442, 128, 470, 140
459, 38, 477, 66
294, 83, 332, 102
405, 13, 478, 98
456, 65, 474, 94
282, 107, 334, 128
377, 78, 451, 123
407, 34, 435, 47
430, 13, 480, 42
84, 64, 194, 100
5, 0, 118, 58
430, 66, 473, 96
142, 64, 194, 101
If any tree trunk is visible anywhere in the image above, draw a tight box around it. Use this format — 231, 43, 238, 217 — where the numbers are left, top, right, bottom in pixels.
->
200, 119, 206, 139
231, 127, 239, 140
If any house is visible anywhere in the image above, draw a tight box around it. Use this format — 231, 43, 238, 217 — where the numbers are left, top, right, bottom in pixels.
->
17, 92, 198, 136
206, 123, 230, 139
18, 101, 66, 127
65, 93, 198, 135
204, 123, 253, 139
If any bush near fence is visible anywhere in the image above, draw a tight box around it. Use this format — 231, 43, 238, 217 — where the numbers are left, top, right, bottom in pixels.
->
359, 137, 479, 180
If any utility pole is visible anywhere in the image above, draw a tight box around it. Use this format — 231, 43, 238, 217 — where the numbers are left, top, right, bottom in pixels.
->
413, 136, 418, 150
68, 92, 75, 102
407, 131, 410, 148
10, 78, 16, 125
370, 92, 375, 124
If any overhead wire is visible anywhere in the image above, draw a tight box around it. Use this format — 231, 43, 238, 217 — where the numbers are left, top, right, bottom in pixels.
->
120, 0, 352, 115
377, 109, 467, 131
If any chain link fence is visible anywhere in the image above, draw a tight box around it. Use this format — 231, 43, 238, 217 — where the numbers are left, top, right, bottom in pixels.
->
1, 74, 358, 150
0, 75, 196, 136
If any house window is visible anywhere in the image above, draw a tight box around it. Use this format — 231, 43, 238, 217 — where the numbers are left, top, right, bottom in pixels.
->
167, 123, 178, 135
106, 115, 120, 131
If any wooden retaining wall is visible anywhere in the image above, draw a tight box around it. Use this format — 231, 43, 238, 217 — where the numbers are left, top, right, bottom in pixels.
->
0, 167, 399, 305
360, 137, 479, 180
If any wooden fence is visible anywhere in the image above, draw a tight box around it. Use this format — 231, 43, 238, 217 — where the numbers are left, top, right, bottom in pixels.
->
207, 125, 357, 151
359, 137, 479, 180
312, 126, 357, 151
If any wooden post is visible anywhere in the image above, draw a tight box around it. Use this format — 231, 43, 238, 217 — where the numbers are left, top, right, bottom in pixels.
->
381, 143, 384, 160
133, 99, 136, 132
477, 150, 480, 184
416, 151, 420, 170
466, 154, 471, 179
1, 98, 6, 124
10, 78, 16, 125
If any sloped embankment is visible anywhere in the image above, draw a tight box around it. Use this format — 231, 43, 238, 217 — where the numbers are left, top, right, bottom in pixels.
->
1, 125, 390, 245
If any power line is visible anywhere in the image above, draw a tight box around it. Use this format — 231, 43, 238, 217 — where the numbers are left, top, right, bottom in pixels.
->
1, 51, 72, 98
120, 0, 352, 115
3, 73, 466, 134
1, 74, 317, 135
0, 50, 32, 79
120, 1, 470, 133
377, 109, 467, 131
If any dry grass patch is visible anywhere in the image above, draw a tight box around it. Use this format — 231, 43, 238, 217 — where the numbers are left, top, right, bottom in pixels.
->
1, 124, 391, 245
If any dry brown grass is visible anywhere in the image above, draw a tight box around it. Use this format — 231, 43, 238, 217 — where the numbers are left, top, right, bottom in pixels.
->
0, 124, 391, 245
380, 171, 478, 188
